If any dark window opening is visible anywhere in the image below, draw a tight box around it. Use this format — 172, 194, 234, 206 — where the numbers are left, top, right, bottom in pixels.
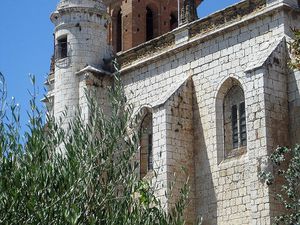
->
140, 112, 153, 178
170, 13, 178, 31
239, 102, 247, 146
232, 105, 238, 149
116, 9, 122, 52
148, 133, 153, 171
146, 7, 154, 41
55, 36, 68, 60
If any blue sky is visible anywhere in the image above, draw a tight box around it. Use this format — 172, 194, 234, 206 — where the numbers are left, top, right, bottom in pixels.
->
0, 0, 240, 130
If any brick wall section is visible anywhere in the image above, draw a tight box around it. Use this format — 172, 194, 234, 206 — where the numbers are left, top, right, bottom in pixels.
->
107, 0, 178, 52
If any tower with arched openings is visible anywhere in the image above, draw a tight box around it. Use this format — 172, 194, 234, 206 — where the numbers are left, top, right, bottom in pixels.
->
106, 0, 202, 52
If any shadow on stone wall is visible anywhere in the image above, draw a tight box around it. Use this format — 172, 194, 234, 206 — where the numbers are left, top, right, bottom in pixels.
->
192, 81, 217, 225
288, 70, 300, 145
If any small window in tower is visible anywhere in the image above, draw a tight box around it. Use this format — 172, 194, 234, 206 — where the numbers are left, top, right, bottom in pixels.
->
146, 7, 154, 41
170, 13, 178, 31
55, 36, 68, 60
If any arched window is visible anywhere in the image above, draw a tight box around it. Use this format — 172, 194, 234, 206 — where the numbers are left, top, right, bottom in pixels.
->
140, 111, 153, 178
146, 7, 154, 41
170, 12, 178, 31
112, 8, 122, 52
223, 85, 247, 158
116, 9, 122, 52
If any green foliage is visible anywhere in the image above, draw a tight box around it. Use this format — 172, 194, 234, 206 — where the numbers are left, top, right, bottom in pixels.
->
289, 28, 300, 70
0, 68, 188, 224
260, 146, 300, 225
0, 72, 6, 119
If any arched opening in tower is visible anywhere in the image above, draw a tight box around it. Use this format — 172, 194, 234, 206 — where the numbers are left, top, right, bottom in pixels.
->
116, 9, 122, 52
146, 7, 154, 41
170, 12, 178, 31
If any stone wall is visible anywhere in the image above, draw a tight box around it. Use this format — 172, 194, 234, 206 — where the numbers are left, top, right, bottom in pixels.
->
48, 0, 300, 224
118, 1, 299, 224
51, 2, 109, 124
78, 73, 112, 123
163, 79, 195, 223
284, 8, 300, 145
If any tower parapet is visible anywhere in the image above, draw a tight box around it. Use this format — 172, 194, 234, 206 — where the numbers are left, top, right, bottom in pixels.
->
56, 0, 106, 10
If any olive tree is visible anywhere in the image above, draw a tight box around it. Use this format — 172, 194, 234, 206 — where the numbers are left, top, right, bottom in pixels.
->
0, 68, 189, 225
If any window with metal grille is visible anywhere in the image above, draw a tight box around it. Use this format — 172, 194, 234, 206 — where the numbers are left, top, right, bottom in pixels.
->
55, 36, 68, 60
232, 105, 238, 149
148, 133, 153, 171
223, 85, 247, 157
239, 102, 247, 146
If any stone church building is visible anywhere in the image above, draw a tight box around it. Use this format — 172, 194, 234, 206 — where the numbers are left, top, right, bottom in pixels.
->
46, 0, 300, 224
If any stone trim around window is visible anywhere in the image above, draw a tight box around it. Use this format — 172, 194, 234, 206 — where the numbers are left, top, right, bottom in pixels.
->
216, 77, 247, 163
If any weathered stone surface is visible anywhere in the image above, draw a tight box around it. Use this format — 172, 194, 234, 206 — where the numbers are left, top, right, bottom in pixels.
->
47, 0, 300, 224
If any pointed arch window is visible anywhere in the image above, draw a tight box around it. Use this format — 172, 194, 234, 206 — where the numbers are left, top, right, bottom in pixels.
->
170, 12, 178, 31
140, 111, 153, 178
146, 7, 154, 41
112, 7, 122, 52
223, 85, 247, 158
116, 9, 122, 52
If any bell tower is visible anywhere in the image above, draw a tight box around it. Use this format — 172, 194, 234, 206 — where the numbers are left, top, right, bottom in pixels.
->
49, 0, 110, 123
106, 0, 202, 53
